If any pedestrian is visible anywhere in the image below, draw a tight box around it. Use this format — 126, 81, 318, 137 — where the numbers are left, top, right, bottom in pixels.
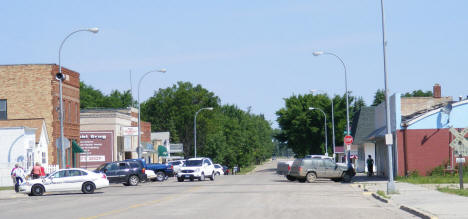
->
40, 163, 46, 177
366, 155, 374, 176
11, 164, 25, 193
31, 162, 42, 179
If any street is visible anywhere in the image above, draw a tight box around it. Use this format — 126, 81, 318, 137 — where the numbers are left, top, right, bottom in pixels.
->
0, 160, 415, 219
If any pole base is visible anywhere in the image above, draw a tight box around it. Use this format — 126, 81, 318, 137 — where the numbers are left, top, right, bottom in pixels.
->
387, 181, 397, 194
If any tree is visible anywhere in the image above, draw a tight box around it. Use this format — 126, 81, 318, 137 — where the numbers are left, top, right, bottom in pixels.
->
402, 90, 432, 97
80, 81, 136, 109
371, 89, 385, 106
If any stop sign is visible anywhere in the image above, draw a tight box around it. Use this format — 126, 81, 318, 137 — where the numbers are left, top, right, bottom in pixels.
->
344, 135, 353, 145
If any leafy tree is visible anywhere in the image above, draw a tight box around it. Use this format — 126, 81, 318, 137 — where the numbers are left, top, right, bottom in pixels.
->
371, 89, 385, 106
80, 81, 136, 109
402, 90, 433, 97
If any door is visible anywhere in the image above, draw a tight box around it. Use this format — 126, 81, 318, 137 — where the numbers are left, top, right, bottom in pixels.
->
323, 159, 339, 178
46, 170, 69, 192
105, 163, 119, 183
116, 162, 130, 182
63, 169, 86, 190
315, 159, 327, 177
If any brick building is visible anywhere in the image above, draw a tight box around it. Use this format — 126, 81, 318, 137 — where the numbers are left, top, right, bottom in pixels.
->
0, 64, 81, 167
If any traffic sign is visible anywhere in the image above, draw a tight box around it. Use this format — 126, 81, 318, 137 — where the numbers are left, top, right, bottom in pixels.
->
344, 135, 353, 145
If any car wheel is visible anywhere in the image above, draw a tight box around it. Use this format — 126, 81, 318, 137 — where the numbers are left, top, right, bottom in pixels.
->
298, 178, 306, 183
177, 177, 184, 182
306, 172, 317, 183
199, 173, 205, 181
190, 177, 194, 181
210, 172, 215, 181
82, 182, 95, 194
156, 171, 166, 182
342, 173, 352, 183
286, 175, 296, 181
128, 175, 139, 186
31, 184, 44, 196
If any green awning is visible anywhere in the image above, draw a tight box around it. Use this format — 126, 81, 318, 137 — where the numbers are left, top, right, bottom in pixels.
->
158, 145, 168, 157
72, 140, 84, 153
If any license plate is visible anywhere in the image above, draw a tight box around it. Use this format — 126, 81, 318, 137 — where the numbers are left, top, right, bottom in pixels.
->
184, 175, 190, 178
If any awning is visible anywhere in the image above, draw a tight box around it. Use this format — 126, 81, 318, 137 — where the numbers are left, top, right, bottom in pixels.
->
72, 140, 84, 153
158, 145, 168, 156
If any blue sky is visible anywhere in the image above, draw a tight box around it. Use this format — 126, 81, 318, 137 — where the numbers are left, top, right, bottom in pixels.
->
1, 1, 467, 128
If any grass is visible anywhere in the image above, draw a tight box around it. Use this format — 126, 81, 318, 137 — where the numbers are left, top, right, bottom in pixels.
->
396, 175, 468, 184
0, 186, 13, 191
437, 187, 468, 197
377, 190, 391, 199
237, 165, 257, 175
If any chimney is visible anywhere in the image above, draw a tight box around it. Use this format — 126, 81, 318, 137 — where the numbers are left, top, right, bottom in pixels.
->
433, 83, 441, 98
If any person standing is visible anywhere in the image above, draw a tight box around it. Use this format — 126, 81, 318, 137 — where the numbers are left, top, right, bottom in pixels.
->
11, 164, 25, 192
366, 155, 374, 176
39, 163, 46, 177
31, 162, 42, 179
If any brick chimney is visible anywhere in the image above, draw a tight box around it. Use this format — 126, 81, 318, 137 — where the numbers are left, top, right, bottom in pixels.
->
433, 83, 441, 98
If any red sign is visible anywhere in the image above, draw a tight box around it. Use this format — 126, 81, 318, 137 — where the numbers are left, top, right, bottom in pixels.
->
344, 135, 353, 145
79, 131, 114, 168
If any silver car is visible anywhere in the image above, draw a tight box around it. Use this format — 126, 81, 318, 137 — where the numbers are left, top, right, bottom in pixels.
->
289, 157, 355, 183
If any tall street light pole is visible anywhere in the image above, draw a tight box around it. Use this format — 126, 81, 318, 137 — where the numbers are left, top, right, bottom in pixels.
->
309, 107, 328, 156
380, 0, 396, 193
311, 90, 336, 158
137, 69, 167, 159
57, 27, 98, 168
194, 107, 213, 158
313, 51, 350, 165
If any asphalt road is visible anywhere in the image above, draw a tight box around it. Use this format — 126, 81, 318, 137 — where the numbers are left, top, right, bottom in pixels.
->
0, 161, 416, 219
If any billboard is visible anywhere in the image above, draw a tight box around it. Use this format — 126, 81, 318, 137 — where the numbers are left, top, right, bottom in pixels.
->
79, 131, 114, 168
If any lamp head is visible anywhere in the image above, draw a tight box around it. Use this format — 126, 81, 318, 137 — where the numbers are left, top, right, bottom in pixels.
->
309, 107, 315, 110
158, 69, 167, 73
88, 27, 99, 33
206, 107, 214, 110
312, 51, 324, 56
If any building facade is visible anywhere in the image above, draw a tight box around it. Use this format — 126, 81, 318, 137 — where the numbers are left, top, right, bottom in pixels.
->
0, 64, 81, 167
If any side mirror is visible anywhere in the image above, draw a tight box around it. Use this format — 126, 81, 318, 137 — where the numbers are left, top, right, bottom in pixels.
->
103, 169, 108, 173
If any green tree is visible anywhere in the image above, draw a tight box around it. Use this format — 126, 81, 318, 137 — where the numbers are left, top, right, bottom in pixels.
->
371, 89, 385, 106
80, 81, 136, 109
402, 90, 433, 97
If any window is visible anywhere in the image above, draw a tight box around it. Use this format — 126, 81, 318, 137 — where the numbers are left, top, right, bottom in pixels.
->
68, 101, 71, 123
69, 170, 82, 177
75, 103, 79, 123
52, 170, 68, 178
0, 99, 6, 120
118, 162, 128, 169
42, 152, 46, 164
129, 162, 140, 168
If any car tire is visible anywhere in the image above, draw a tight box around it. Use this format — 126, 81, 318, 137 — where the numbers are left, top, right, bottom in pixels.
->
286, 175, 296, 181
190, 177, 194, 181
82, 182, 95, 194
199, 173, 205, 181
177, 177, 184, 182
306, 172, 317, 183
210, 172, 215, 181
156, 171, 166, 182
31, 184, 44, 196
298, 178, 306, 183
128, 175, 139, 186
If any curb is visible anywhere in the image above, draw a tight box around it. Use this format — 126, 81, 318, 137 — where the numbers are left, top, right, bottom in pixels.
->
371, 193, 389, 203
399, 205, 438, 219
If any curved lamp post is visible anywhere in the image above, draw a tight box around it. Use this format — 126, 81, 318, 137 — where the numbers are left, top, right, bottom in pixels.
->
309, 107, 328, 156
58, 27, 99, 168
312, 51, 350, 164
311, 90, 335, 158
194, 107, 213, 158
137, 69, 167, 158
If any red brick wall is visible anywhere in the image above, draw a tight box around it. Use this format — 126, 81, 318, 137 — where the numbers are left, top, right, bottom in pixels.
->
141, 121, 151, 143
397, 129, 454, 176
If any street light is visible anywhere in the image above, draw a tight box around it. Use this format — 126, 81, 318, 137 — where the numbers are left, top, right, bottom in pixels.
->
380, 0, 396, 193
312, 51, 351, 165
310, 90, 336, 158
194, 107, 213, 158
309, 107, 328, 156
58, 28, 99, 168
137, 69, 167, 159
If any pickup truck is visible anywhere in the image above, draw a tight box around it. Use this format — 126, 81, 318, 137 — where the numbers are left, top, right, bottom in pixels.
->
125, 159, 174, 181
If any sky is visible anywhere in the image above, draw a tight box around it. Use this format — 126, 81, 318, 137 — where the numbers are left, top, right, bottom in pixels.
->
1, 1, 467, 128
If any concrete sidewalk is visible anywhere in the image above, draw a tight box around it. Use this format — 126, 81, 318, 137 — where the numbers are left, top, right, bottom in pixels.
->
0, 189, 28, 200
355, 176, 468, 219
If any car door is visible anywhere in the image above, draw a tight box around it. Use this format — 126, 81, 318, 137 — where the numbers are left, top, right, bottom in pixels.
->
63, 170, 86, 190
315, 159, 327, 177
104, 163, 119, 183
117, 162, 131, 182
46, 170, 69, 192
322, 159, 337, 178
204, 159, 215, 175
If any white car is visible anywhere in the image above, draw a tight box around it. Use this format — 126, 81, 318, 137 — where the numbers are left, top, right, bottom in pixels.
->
145, 170, 157, 181
177, 158, 215, 182
19, 168, 109, 196
168, 160, 185, 174
214, 164, 224, 175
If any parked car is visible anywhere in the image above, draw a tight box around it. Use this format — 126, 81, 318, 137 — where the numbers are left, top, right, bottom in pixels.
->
125, 159, 174, 181
94, 160, 147, 186
222, 165, 230, 175
276, 160, 294, 181
214, 164, 224, 175
146, 170, 157, 181
177, 157, 215, 182
168, 160, 185, 175
19, 168, 109, 196
289, 157, 355, 183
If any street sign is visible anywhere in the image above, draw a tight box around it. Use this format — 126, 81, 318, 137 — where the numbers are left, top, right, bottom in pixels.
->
346, 144, 351, 150
456, 157, 466, 164
449, 127, 468, 156
344, 135, 353, 145
56, 137, 70, 149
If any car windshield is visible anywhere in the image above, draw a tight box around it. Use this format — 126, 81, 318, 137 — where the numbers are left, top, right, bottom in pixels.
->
95, 163, 107, 171
185, 160, 203, 167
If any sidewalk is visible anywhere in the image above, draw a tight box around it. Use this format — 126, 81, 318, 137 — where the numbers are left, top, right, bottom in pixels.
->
0, 189, 28, 200
354, 175, 468, 219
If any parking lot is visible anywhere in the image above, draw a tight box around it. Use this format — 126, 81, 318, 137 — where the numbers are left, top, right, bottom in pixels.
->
0, 160, 416, 219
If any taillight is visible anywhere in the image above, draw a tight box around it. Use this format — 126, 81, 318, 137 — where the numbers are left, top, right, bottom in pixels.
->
288, 166, 291, 171
170, 165, 173, 170
102, 174, 107, 179
299, 167, 302, 172
142, 168, 146, 174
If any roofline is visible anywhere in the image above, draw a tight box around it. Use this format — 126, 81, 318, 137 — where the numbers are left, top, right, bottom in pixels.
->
0, 63, 57, 66
402, 99, 468, 127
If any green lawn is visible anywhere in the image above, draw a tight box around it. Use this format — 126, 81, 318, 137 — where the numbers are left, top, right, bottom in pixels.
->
237, 165, 257, 175
396, 176, 468, 184
437, 187, 468, 197
377, 190, 391, 199
0, 186, 14, 191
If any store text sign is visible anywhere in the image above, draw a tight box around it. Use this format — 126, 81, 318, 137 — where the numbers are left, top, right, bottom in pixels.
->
80, 131, 114, 168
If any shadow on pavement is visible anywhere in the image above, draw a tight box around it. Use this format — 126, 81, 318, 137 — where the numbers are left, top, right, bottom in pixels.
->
352, 175, 388, 183
255, 168, 276, 173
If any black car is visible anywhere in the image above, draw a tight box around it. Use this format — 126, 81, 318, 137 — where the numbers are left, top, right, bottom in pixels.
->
94, 160, 147, 186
